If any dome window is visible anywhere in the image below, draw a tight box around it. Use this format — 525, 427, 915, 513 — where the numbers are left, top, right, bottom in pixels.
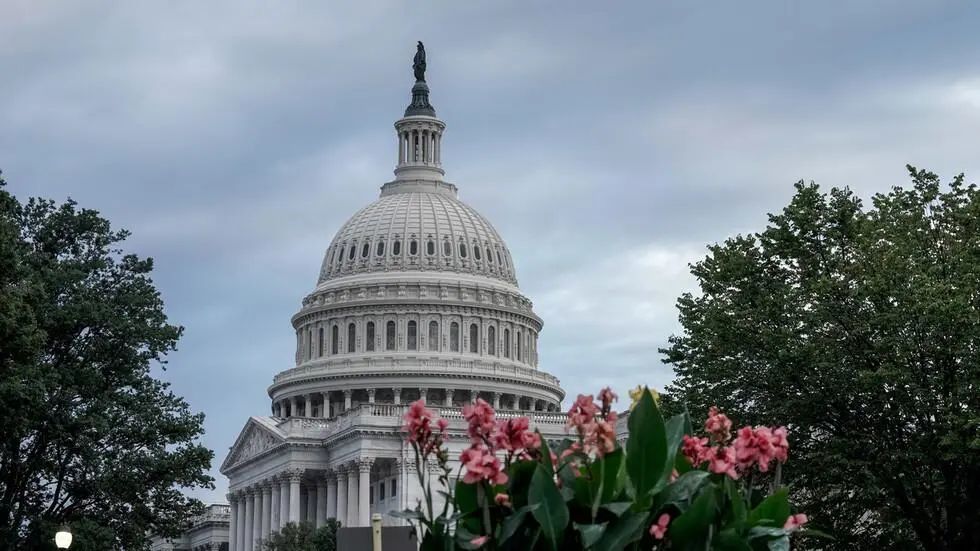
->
517, 332, 523, 362
427, 240, 435, 256
410, 239, 418, 256
366, 321, 375, 351
376, 241, 385, 256
496, 250, 502, 265
348, 245, 356, 260
459, 243, 467, 258
386, 321, 396, 351
488, 326, 496, 355
474, 246, 481, 261
443, 240, 452, 257
487, 248, 493, 263
318, 327, 324, 357
503, 329, 511, 359
331, 325, 339, 355
450, 322, 460, 352
361, 243, 370, 258
393, 240, 401, 256
407, 321, 417, 350
337, 247, 345, 265
348, 323, 356, 353
469, 323, 479, 353
428, 321, 439, 351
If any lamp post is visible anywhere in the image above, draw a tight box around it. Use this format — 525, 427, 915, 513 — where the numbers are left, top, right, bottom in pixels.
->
54, 525, 72, 549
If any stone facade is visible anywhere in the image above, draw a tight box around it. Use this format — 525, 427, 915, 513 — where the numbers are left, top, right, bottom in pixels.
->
149, 504, 230, 551
218, 63, 570, 551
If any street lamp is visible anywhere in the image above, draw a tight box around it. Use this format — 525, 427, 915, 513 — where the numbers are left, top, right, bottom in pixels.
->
54, 525, 72, 549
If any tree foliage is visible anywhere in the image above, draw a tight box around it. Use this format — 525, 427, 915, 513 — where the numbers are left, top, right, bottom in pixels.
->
0, 173, 213, 549
663, 167, 980, 550
262, 520, 339, 551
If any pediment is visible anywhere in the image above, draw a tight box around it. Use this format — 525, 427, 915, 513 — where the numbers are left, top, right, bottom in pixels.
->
220, 417, 285, 473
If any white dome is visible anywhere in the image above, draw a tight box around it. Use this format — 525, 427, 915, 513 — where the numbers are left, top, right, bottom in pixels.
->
318, 184, 518, 286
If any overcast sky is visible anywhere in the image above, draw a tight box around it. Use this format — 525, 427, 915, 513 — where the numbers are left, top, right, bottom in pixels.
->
3, 1, 979, 502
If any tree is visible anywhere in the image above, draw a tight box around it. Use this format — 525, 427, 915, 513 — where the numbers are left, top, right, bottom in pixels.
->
0, 173, 214, 549
263, 521, 339, 551
662, 167, 980, 551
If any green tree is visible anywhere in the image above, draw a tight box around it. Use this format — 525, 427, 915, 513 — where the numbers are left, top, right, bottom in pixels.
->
262, 520, 339, 551
0, 173, 214, 549
662, 167, 980, 550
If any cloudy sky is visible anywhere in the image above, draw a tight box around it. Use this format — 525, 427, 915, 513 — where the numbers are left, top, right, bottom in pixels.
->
3, 1, 979, 502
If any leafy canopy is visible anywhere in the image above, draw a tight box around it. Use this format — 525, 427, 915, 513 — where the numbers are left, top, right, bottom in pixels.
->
663, 166, 980, 550
0, 173, 213, 550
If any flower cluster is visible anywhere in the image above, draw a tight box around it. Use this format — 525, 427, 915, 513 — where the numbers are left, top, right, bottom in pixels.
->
402, 399, 449, 461
565, 388, 619, 459
458, 399, 542, 486
681, 407, 789, 479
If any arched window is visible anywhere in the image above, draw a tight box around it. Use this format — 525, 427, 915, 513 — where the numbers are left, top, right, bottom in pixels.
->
450, 322, 460, 352
331, 325, 339, 355
366, 321, 375, 351
504, 328, 511, 359
517, 332, 523, 362
407, 321, 417, 350
393, 240, 401, 256
426, 240, 435, 255
443, 240, 452, 256
318, 327, 324, 357
486, 248, 493, 263
459, 243, 467, 258
474, 246, 481, 260
386, 321, 396, 351
376, 240, 385, 256
488, 326, 496, 355
361, 243, 369, 258
337, 247, 345, 266
307, 329, 313, 359
469, 323, 479, 353
348, 245, 356, 260
348, 323, 356, 353
428, 321, 439, 351
410, 240, 418, 255
496, 250, 502, 265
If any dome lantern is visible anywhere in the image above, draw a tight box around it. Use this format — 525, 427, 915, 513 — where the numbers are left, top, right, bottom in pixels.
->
393, 42, 446, 183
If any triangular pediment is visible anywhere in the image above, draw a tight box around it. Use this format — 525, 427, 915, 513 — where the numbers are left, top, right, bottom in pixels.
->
220, 417, 285, 473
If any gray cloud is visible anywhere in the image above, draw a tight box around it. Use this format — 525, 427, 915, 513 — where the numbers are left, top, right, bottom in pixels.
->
3, 0, 979, 502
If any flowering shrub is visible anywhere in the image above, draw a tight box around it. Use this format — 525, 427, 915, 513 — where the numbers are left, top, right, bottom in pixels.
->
395, 387, 822, 550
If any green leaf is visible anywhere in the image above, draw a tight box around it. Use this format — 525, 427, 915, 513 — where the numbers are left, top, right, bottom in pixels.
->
573, 522, 607, 548
714, 528, 753, 551
626, 387, 668, 501
498, 504, 538, 545
655, 413, 688, 492
507, 459, 538, 510
529, 463, 569, 550
657, 470, 710, 510
388, 508, 424, 520
668, 485, 719, 550
455, 480, 479, 514
538, 430, 555, 476
748, 488, 790, 527
600, 501, 633, 516
591, 511, 649, 551
723, 476, 747, 525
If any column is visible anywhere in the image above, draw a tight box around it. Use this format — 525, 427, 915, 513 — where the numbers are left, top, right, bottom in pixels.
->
367, 388, 376, 404
227, 493, 238, 551
336, 467, 348, 527
288, 471, 302, 523
271, 478, 281, 532
445, 389, 454, 407
306, 486, 316, 522
238, 491, 248, 551
419, 387, 428, 404
346, 465, 359, 527
321, 392, 330, 418
470, 389, 480, 403
279, 476, 289, 529
316, 480, 328, 527
252, 488, 261, 549
343, 389, 352, 411
242, 489, 254, 551
261, 482, 272, 543
290, 396, 298, 418
492, 392, 501, 410
358, 459, 373, 527
326, 472, 338, 520
510, 396, 518, 410
393, 387, 401, 405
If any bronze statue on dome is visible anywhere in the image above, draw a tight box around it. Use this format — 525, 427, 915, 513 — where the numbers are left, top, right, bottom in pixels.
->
413, 41, 426, 82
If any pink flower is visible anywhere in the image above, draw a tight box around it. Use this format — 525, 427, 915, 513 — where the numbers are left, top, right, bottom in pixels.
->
494, 493, 512, 507
402, 399, 447, 458
594, 419, 617, 457
470, 535, 489, 547
681, 435, 709, 466
734, 426, 786, 472
493, 417, 541, 453
770, 426, 789, 462
567, 394, 599, 430
649, 513, 670, 540
597, 387, 618, 414
706, 445, 738, 479
783, 513, 808, 531
705, 406, 733, 442
463, 399, 497, 443
460, 444, 508, 485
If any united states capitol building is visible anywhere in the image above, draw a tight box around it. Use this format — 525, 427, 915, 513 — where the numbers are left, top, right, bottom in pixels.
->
157, 46, 575, 551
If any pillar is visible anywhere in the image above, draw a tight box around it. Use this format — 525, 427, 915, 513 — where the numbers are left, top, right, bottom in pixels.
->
336, 467, 348, 526
238, 491, 248, 551
252, 488, 261, 548
321, 392, 330, 418
288, 471, 302, 523
346, 466, 359, 526
358, 460, 372, 527
492, 392, 501, 410
279, 476, 289, 529
326, 472, 338, 520
227, 493, 238, 551
471, 389, 480, 403
290, 396, 298, 418
242, 489, 254, 551
271, 478, 281, 532
316, 480, 328, 527
306, 487, 316, 522
445, 389, 454, 407
419, 387, 428, 403
393, 387, 401, 405
261, 482, 272, 543
343, 389, 352, 411
367, 388, 376, 404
